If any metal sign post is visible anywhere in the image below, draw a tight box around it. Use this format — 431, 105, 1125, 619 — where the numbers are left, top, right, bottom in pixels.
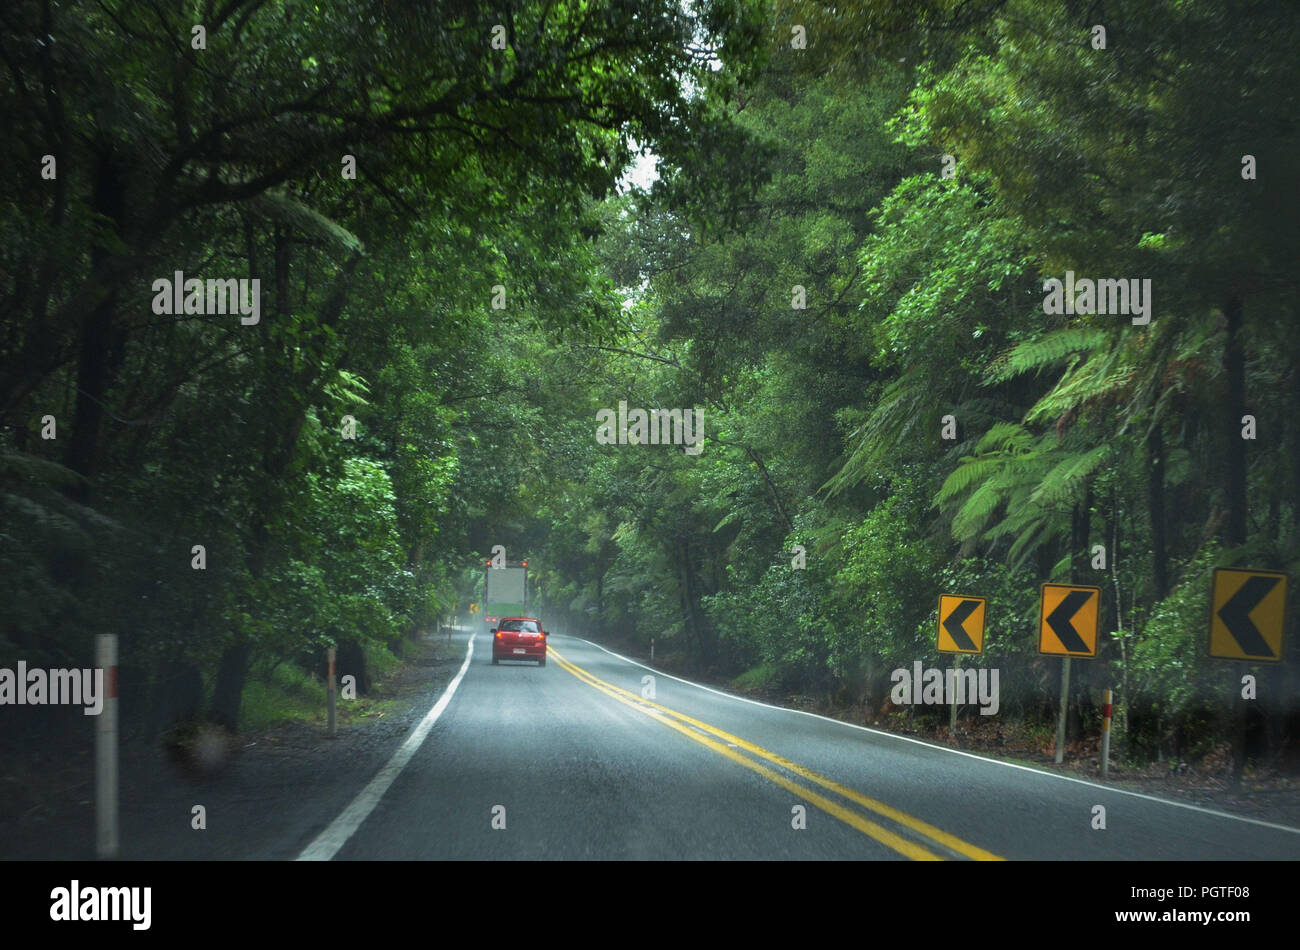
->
1054, 656, 1071, 765
1038, 584, 1101, 765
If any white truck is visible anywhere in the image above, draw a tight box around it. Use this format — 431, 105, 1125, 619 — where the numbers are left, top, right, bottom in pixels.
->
483, 560, 528, 624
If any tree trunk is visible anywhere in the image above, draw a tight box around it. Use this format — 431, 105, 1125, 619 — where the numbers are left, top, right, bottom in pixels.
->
677, 537, 713, 666
1147, 425, 1169, 599
1286, 368, 1300, 771
1222, 294, 1248, 783
206, 238, 359, 733
337, 639, 370, 695
1223, 295, 1248, 547
209, 642, 252, 731
65, 149, 127, 503
1066, 488, 1092, 744
151, 660, 204, 740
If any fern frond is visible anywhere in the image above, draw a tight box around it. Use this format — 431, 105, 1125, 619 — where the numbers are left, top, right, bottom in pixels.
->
951, 477, 1003, 541
986, 328, 1110, 383
247, 190, 366, 257
974, 421, 1033, 454
1005, 518, 1057, 570
824, 370, 928, 495
936, 455, 1008, 505
1028, 443, 1112, 507
1025, 365, 1134, 423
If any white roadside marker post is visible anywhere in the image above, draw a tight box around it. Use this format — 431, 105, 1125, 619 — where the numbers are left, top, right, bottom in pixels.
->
96, 634, 118, 859
327, 646, 337, 738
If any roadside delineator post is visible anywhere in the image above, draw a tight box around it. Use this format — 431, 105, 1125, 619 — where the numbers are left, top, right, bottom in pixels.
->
96, 634, 118, 859
1101, 688, 1113, 779
327, 646, 337, 738
651, 638, 655, 663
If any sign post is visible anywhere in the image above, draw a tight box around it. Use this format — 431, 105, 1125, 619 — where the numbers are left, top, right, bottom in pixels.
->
1039, 584, 1101, 765
937, 595, 985, 737
949, 653, 962, 734
1054, 658, 1071, 765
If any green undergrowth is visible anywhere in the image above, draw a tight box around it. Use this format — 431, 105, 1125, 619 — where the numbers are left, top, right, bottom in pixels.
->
238, 642, 404, 732
732, 661, 782, 692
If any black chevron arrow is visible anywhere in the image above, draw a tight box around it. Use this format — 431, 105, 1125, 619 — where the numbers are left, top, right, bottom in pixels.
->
1046, 590, 1093, 653
1217, 575, 1279, 657
942, 599, 981, 651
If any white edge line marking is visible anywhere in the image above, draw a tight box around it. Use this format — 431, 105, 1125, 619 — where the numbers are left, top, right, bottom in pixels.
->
565, 635, 1300, 837
296, 634, 475, 861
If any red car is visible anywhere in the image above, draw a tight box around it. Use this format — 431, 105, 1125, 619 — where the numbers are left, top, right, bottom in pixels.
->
491, 617, 548, 666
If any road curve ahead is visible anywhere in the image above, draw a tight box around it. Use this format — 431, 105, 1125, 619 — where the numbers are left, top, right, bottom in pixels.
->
299, 627, 1300, 861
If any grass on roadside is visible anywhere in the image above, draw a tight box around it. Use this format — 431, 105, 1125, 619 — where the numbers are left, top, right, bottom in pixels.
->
731, 661, 782, 693
239, 642, 404, 732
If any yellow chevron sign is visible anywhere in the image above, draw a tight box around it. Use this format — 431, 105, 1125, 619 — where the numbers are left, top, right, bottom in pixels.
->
1209, 568, 1287, 661
938, 595, 986, 654
1038, 584, 1100, 657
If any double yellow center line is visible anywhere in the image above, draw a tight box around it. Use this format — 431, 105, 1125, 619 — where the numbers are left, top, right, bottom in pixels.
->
548, 645, 1003, 861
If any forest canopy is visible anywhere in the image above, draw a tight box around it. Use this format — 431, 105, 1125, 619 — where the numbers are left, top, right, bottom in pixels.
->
2, 0, 1298, 776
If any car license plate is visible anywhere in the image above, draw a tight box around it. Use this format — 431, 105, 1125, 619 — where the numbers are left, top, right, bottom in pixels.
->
513, 648, 526, 654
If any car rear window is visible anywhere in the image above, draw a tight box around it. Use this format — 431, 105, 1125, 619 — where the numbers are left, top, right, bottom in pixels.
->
500, 620, 539, 632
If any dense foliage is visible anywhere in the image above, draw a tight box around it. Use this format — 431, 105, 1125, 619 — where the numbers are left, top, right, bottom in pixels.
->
3, 0, 1297, 772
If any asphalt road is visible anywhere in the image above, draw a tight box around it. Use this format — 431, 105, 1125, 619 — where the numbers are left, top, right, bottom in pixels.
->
298, 626, 1300, 861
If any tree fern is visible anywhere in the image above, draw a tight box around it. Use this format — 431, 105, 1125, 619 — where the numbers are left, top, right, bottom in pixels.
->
936, 455, 1010, 505
985, 327, 1110, 383
950, 476, 1005, 540
1025, 364, 1133, 423
246, 190, 366, 258
823, 368, 929, 495
974, 420, 1034, 455
1029, 443, 1112, 507
1006, 518, 1059, 571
